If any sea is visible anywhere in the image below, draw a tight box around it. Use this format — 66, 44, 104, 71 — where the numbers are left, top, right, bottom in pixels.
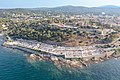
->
0, 37, 120, 80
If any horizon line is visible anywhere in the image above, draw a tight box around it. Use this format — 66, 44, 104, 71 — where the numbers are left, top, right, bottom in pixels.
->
0, 4, 119, 9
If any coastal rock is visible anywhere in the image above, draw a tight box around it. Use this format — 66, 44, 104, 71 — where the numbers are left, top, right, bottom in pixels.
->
51, 56, 58, 61
29, 54, 38, 60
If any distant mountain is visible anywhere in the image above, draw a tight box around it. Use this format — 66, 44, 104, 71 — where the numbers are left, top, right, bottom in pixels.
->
1, 5, 120, 15
99, 5, 120, 8
48, 5, 88, 13
39, 5, 120, 14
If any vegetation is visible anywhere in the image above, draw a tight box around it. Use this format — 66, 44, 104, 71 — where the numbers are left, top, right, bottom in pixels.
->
115, 48, 120, 55
5, 20, 83, 42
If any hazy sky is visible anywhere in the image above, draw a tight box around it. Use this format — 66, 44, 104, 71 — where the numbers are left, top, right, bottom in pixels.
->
0, 0, 120, 8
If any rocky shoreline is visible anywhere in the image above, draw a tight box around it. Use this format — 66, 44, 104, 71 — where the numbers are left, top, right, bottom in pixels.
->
27, 51, 120, 69
2, 37, 120, 69
3, 44, 119, 69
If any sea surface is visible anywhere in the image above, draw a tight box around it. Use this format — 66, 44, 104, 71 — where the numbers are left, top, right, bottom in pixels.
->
0, 37, 120, 80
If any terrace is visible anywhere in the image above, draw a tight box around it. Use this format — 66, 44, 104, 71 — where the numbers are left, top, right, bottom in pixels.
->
4, 39, 105, 59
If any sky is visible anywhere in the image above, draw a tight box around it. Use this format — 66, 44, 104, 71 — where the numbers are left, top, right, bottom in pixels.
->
0, 0, 120, 8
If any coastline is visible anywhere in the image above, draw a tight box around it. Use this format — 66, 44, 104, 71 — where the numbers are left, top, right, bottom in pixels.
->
2, 38, 119, 69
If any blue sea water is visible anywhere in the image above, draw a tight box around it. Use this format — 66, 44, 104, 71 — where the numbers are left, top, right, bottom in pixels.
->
0, 37, 120, 80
